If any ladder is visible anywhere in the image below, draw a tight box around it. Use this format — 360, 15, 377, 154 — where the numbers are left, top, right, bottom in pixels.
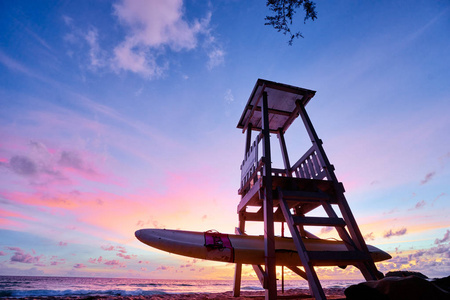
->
232, 79, 383, 300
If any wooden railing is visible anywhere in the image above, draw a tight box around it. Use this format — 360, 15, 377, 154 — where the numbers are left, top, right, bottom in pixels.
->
240, 138, 330, 195
239, 135, 261, 194
290, 145, 328, 180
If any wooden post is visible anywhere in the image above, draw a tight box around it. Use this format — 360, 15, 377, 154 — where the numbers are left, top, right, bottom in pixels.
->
233, 214, 246, 296
261, 92, 277, 299
281, 221, 285, 294
245, 123, 253, 154
277, 129, 292, 177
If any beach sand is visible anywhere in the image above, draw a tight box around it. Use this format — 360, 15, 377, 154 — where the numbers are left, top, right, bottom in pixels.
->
5, 288, 346, 300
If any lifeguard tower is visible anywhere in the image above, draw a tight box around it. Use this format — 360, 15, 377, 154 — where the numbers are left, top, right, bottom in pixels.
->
232, 79, 384, 300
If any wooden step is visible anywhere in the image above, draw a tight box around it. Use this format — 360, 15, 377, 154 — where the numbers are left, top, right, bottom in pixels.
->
277, 189, 330, 202
292, 216, 346, 227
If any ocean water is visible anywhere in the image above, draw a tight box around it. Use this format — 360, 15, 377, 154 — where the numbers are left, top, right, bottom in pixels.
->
0, 276, 359, 298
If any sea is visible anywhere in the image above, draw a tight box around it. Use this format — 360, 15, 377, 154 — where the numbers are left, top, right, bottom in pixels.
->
0, 276, 359, 298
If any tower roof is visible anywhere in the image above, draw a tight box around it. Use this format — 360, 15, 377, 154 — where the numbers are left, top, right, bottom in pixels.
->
237, 79, 316, 133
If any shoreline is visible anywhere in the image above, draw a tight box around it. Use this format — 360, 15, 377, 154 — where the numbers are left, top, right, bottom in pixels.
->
1, 288, 346, 300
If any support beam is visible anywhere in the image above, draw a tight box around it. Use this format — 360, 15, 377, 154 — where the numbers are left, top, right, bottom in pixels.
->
261, 91, 277, 299
278, 188, 326, 300
277, 128, 292, 177
298, 103, 380, 280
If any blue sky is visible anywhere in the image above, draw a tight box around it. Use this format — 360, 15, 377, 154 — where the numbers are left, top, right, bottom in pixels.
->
0, 0, 449, 280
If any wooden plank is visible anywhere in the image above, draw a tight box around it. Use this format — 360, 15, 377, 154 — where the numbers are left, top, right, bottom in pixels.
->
242, 84, 265, 133
278, 189, 330, 202
246, 105, 291, 117
243, 208, 286, 222
292, 216, 346, 227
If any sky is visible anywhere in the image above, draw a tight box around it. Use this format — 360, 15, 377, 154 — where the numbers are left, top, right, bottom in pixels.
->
0, 0, 449, 281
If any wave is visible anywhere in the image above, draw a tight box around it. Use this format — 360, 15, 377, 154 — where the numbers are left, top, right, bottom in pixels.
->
0, 289, 169, 298
241, 285, 264, 291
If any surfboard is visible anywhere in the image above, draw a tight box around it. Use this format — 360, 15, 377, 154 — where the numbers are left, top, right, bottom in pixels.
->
135, 228, 391, 266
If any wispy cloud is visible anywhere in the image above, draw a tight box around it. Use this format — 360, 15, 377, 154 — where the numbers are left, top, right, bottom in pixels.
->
383, 227, 407, 238
420, 171, 436, 185
435, 229, 450, 244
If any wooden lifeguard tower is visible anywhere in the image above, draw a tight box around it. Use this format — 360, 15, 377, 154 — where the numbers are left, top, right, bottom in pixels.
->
232, 79, 384, 300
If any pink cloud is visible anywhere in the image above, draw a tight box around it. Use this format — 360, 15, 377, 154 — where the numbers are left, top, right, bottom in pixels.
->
384, 227, 407, 238
88, 256, 103, 264
0, 209, 37, 221
8, 247, 43, 264
435, 230, 450, 244
117, 252, 136, 259
0, 251, 7, 256
1, 190, 78, 209
58, 241, 67, 247
420, 171, 436, 185
73, 263, 86, 269
104, 259, 126, 268
101, 245, 115, 251
414, 200, 426, 209
364, 232, 375, 241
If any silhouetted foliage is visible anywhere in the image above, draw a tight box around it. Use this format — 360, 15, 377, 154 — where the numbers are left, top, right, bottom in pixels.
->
265, 0, 317, 45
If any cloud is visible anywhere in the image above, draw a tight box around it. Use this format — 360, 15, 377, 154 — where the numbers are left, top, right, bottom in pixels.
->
117, 252, 136, 259
206, 48, 225, 70
383, 227, 407, 238
104, 259, 126, 268
0, 251, 7, 256
8, 156, 37, 176
435, 230, 450, 244
101, 245, 115, 251
1, 140, 105, 187
364, 232, 375, 241
58, 151, 92, 173
224, 89, 234, 104
58, 241, 67, 247
157, 265, 171, 271
413, 200, 426, 210
111, 0, 219, 77
320, 227, 334, 235
73, 263, 86, 269
88, 256, 103, 264
420, 171, 436, 185
101, 245, 126, 253
8, 247, 43, 264
50, 257, 66, 266
84, 28, 105, 69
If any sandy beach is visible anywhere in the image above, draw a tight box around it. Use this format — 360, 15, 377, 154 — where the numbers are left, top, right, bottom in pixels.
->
2, 288, 346, 300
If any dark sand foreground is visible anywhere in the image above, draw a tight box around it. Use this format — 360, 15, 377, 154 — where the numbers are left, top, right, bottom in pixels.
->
3, 288, 345, 300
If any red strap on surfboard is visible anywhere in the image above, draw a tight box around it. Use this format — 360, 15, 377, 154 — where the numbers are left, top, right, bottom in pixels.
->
204, 230, 234, 262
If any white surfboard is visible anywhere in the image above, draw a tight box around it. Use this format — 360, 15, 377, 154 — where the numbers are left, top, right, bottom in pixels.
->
135, 228, 391, 266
